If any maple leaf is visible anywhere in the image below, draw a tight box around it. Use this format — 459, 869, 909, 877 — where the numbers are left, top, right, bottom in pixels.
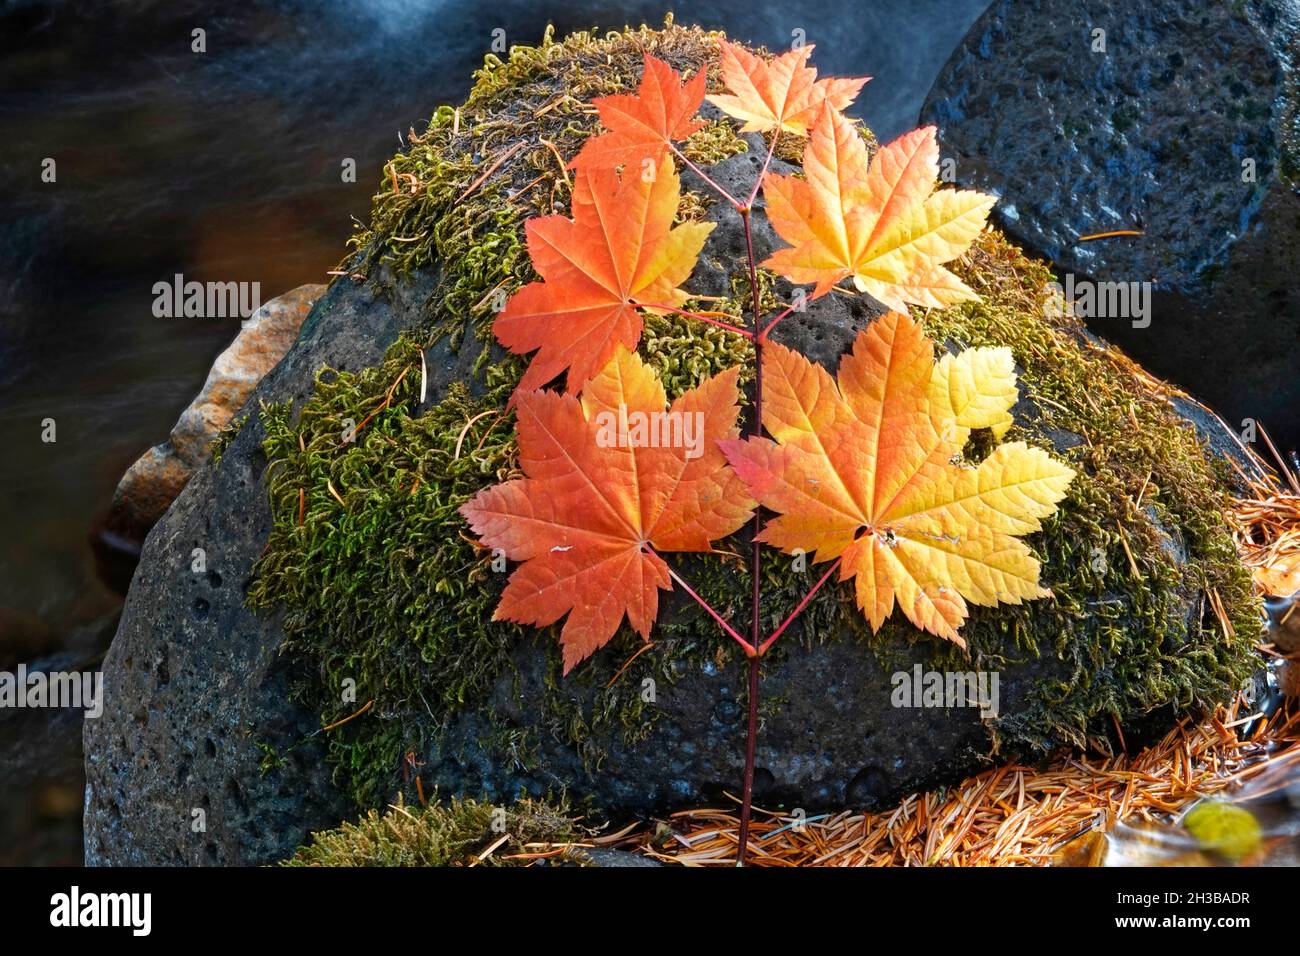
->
494, 156, 714, 395
719, 311, 1074, 647
569, 54, 707, 172
707, 40, 868, 136
460, 347, 754, 673
762, 107, 996, 308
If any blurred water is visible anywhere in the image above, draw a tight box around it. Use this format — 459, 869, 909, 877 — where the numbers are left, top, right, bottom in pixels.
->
0, 0, 991, 646
1058, 748, 1300, 867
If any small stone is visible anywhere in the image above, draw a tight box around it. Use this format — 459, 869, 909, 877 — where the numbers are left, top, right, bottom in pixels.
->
104, 284, 324, 545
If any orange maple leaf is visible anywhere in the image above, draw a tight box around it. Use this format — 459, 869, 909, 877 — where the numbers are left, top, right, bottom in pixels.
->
460, 347, 755, 673
706, 40, 867, 136
720, 311, 1074, 647
494, 155, 714, 395
763, 107, 996, 307
569, 53, 707, 172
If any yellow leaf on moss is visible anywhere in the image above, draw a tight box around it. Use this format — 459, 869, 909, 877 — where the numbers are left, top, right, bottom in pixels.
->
763, 109, 995, 310
720, 311, 1074, 647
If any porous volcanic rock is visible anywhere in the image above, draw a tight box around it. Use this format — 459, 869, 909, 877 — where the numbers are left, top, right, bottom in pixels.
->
921, 0, 1300, 449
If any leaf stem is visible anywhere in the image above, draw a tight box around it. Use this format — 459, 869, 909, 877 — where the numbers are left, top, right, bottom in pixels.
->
670, 143, 743, 210
738, 191, 768, 865
745, 130, 781, 209
653, 549, 756, 656
759, 305, 796, 341
643, 304, 754, 339
757, 558, 842, 656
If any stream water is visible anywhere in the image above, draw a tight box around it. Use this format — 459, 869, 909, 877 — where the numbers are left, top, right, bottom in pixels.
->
0, 0, 993, 659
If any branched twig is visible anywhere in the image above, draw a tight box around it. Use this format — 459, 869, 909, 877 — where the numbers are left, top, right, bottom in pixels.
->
651, 547, 755, 656
758, 558, 842, 656
736, 152, 772, 862
759, 305, 797, 340
671, 142, 744, 210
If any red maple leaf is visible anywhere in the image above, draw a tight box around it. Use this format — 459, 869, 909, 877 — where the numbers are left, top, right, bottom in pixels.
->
461, 347, 754, 672
569, 53, 707, 172
494, 156, 714, 395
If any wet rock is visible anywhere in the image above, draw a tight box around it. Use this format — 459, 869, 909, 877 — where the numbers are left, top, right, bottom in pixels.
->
83, 161, 1247, 864
104, 283, 324, 545
84, 265, 442, 866
921, 0, 1300, 450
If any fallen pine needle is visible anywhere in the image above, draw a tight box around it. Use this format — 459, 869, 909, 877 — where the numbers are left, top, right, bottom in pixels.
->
625, 697, 1300, 866
1077, 229, 1144, 241
316, 699, 373, 735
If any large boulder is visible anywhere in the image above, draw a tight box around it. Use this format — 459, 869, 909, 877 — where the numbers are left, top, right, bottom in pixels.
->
921, 0, 1300, 451
85, 24, 1260, 865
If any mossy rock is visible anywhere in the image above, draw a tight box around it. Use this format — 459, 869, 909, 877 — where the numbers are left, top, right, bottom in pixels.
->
283, 795, 580, 867
84, 21, 1259, 865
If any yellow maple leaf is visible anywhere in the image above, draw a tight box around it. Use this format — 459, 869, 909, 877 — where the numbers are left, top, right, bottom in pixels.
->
720, 311, 1075, 647
706, 40, 868, 136
763, 107, 996, 309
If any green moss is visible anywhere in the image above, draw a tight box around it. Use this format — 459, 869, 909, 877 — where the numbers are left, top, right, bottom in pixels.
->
344, 17, 728, 352
208, 413, 247, 466
283, 794, 588, 867
917, 231, 1260, 746
642, 310, 754, 397
247, 337, 522, 805
250, 24, 1259, 812
682, 119, 749, 166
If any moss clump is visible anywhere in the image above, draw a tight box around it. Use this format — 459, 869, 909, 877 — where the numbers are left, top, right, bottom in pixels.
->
249, 23, 1260, 811
208, 413, 247, 465
915, 231, 1260, 747
247, 338, 526, 806
345, 16, 727, 353
283, 795, 588, 867
642, 311, 754, 397
682, 119, 749, 165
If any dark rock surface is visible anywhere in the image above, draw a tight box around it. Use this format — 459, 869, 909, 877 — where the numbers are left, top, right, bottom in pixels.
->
82, 267, 455, 866
580, 848, 663, 867
922, 0, 1300, 451
84, 134, 1251, 866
